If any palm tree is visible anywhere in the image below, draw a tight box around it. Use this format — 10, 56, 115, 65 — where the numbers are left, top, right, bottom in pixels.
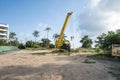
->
63, 34, 67, 40
53, 33, 67, 41
70, 36, 74, 41
45, 27, 51, 39
45, 27, 51, 48
80, 35, 93, 49
53, 33, 59, 41
9, 32, 16, 45
32, 30, 39, 42
9, 32, 16, 41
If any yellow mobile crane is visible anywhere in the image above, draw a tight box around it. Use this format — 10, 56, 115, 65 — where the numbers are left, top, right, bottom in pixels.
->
55, 12, 73, 51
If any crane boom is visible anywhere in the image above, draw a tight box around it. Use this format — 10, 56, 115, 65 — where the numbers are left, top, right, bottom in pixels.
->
55, 12, 73, 47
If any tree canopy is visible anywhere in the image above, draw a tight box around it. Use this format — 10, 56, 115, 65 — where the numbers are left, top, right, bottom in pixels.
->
80, 35, 93, 49
32, 30, 39, 42
96, 31, 120, 50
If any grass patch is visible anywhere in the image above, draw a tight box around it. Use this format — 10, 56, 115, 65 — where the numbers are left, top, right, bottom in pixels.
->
58, 52, 71, 56
26, 48, 47, 51
79, 48, 96, 53
83, 59, 96, 63
52, 50, 72, 56
71, 48, 80, 53
52, 48, 82, 56
87, 53, 120, 61
31, 52, 47, 55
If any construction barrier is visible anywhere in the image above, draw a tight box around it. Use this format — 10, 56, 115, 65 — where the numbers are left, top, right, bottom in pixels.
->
0, 46, 18, 52
112, 44, 120, 57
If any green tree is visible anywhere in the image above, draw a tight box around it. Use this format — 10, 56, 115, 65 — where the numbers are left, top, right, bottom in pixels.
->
80, 35, 93, 49
0, 40, 8, 46
104, 32, 120, 50
41, 38, 51, 47
49, 43, 55, 48
95, 31, 119, 50
53, 33, 59, 41
95, 33, 107, 49
9, 40, 19, 46
18, 43, 25, 49
9, 32, 18, 46
25, 40, 40, 48
25, 40, 33, 48
32, 30, 39, 42
9, 32, 16, 41
95, 31, 120, 55
45, 27, 51, 39
45, 27, 51, 47
53, 33, 67, 41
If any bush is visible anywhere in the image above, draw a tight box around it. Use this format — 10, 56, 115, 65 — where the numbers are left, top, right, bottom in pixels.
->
25, 41, 40, 48
79, 48, 91, 52
25, 41, 33, 48
71, 48, 80, 52
49, 44, 55, 48
18, 43, 25, 49
8, 40, 19, 46
0, 40, 8, 46
32, 43, 40, 48
95, 48, 102, 53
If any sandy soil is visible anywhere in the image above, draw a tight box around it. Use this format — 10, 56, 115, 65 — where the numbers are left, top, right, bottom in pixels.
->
0, 50, 118, 80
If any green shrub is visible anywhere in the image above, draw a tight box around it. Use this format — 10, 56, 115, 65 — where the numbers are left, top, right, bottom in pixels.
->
25, 41, 40, 48
49, 44, 55, 48
0, 40, 9, 46
71, 48, 80, 52
95, 48, 102, 53
87, 53, 114, 60
32, 44, 40, 48
83, 59, 96, 63
18, 43, 25, 49
31, 52, 46, 55
25, 40, 34, 48
8, 40, 19, 46
79, 48, 91, 52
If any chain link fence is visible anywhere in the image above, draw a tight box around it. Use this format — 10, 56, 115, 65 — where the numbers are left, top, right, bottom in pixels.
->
0, 46, 18, 52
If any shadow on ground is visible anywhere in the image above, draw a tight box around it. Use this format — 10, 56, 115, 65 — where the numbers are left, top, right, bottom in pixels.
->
0, 62, 115, 80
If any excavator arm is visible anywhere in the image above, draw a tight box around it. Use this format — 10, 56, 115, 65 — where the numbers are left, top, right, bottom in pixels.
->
55, 12, 73, 47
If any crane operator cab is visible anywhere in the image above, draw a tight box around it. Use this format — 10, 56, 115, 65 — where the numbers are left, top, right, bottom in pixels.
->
60, 40, 71, 52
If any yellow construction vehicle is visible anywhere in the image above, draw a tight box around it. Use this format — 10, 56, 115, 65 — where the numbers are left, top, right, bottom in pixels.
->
55, 12, 73, 51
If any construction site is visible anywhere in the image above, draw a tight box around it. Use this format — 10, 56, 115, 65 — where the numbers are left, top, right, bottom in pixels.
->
0, 0, 120, 80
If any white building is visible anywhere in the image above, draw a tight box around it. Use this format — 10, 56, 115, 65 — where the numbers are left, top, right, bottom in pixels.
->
0, 23, 9, 40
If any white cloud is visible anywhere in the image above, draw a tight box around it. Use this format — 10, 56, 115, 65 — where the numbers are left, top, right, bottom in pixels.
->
90, 0, 101, 8
79, 0, 120, 37
100, 0, 120, 12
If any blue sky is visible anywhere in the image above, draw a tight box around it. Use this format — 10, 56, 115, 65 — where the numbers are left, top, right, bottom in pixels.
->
0, 0, 88, 48
0, 0, 120, 48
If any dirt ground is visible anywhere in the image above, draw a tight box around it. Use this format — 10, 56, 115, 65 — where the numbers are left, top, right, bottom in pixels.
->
0, 50, 119, 80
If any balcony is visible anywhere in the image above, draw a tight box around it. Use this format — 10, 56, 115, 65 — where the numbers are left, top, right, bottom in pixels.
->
0, 37, 7, 40
0, 29, 8, 32
0, 33, 7, 36
0, 24, 8, 28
